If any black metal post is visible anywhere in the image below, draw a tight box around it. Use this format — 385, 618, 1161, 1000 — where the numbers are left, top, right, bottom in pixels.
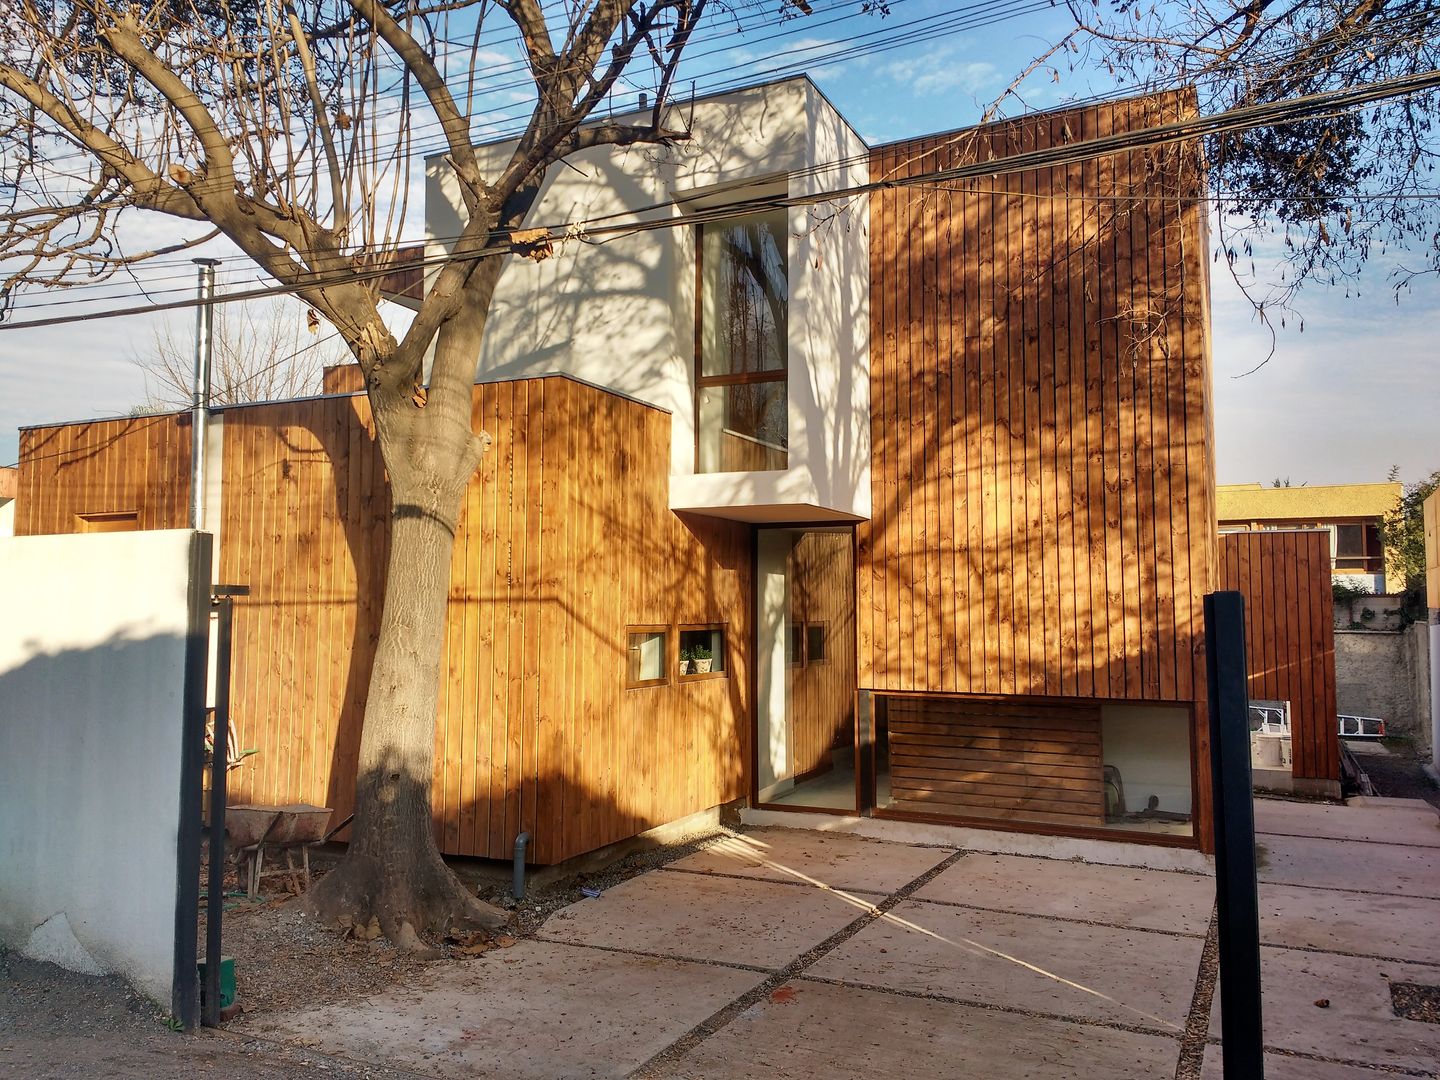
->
1205, 590, 1264, 1079
172, 533, 212, 1032
202, 595, 233, 1027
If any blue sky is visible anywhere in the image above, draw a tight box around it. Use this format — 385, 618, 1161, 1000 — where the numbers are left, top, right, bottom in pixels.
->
1, 0, 1435, 485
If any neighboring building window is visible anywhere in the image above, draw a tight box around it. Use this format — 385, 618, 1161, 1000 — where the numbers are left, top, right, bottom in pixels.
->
626, 627, 669, 688
679, 625, 727, 678
696, 211, 789, 473
1334, 523, 1383, 573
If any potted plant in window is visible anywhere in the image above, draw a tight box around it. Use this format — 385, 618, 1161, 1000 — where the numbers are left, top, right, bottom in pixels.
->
679, 645, 693, 677
692, 643, 713, 675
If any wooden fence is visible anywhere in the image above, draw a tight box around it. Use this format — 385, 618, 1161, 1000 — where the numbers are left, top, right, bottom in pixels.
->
1217, 530, 1339, 784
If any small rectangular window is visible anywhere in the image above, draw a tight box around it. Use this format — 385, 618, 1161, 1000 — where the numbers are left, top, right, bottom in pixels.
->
806, 622, 828, 665
786, 622, 803, 668
679, 625, 727, 679
627, 627, 669, 688
77, 511, 139, 533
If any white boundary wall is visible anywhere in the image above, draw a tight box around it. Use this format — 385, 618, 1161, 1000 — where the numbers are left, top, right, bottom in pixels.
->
0, 530, 208, 1009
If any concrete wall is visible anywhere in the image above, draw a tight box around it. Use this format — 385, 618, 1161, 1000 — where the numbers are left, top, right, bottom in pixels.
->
1335, 625, 1433, 756
0, 530, 209, 1009
425, 77, 870, 521
1334, 594, 1407, 632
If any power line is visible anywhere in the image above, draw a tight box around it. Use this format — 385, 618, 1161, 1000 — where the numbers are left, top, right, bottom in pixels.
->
14, 1, 1435, 307
4, 65, 1437, 333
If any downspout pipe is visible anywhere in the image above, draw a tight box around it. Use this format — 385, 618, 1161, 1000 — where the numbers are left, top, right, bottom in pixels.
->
190, 258, 220, 530
513, 832, 530, 901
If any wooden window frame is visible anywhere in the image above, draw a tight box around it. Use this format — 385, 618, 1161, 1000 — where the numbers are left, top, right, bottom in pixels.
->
693, 215, 790, 473
625, 625, 671, 689
76, 510, 140, 533
678, 623, 729, 682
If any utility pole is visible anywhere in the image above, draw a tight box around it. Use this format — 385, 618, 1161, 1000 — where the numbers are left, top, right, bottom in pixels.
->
190, 258, 220, 530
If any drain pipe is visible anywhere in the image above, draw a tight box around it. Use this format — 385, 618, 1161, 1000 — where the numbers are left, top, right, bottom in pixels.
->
512, 832, 530, 901
189, 258, 220, 530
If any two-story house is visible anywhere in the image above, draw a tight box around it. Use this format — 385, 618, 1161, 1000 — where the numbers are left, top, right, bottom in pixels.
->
15, 76, 1223, 863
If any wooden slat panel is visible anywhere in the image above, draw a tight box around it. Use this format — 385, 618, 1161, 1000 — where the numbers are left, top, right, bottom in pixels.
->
1217, 530, 1339, 783
15, 413, 191, 536
886, 697, 1105, 826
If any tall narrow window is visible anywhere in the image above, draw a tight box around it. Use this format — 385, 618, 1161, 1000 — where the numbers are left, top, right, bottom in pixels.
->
697, 211, 789, 473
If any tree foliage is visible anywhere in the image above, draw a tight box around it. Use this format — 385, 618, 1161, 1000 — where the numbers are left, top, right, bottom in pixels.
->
1066, 0, 1440, 308
1381, 467, 1440, 591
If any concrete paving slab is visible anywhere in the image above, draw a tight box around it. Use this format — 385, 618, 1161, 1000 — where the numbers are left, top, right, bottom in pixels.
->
1256, 834, 1440, 898
650, 978, 1181, 1080
540, 869, 877, 969
914, 853, 1213, 935
805, 898, 1202, 1032
1210, 946, 1440, 1074
1259, 883, 1440, 964
1200, 1045, 1411, 1079
250, 939, 764, 1079
663, 828, 954, 893
1255, 799, 1440, 848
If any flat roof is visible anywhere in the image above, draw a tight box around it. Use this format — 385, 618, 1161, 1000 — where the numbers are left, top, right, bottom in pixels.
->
1216, 482, 1402, 523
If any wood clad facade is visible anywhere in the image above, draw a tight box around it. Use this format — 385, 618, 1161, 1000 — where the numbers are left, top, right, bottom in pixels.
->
1217, 530, 1340, 784
14, 88, 1221, 858
859, 95, 1216, 845
887, 697, 1104, 826
16, 414, 191, 534
18, 377, 749, 865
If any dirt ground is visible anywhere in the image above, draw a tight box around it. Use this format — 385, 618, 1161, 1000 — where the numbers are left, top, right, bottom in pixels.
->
2, 825, 739, 1079
1356, 739, 1440, 810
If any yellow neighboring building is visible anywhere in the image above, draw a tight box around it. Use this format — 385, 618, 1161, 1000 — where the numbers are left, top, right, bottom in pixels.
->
1217, 481, 1403, 593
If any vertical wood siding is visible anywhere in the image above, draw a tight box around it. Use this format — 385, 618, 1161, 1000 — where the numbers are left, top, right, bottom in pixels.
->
18, 379, 747, 865
15, 414, 190, 535
859, 94, 1213, 701
219, 379, 750, 864
1217, 530, 1339, 783
858, 94, 1216, 845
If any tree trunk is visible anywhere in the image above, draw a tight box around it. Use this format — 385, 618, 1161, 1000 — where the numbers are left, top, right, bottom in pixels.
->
305, 341, 508, 947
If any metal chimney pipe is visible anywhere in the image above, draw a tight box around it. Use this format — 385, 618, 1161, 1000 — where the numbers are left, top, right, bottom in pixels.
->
190, 259, 220, 530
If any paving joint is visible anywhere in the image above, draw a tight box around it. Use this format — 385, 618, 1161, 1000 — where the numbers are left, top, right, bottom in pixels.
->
627, 848, 969, 1077
792, 971, 1180, 1040
656, 864, 888, 896
1174, 908, 1217, 1080
1251, 878, 1440, 902
1202, 1038, 1438, 1077
1257, 829, 1440, 850
530, 934, 776, 975
903, 894, 1211, 941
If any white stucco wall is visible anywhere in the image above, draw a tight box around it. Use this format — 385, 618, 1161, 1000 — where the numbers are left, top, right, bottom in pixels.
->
0, 530, 208, 1007
425, 77, 870, 520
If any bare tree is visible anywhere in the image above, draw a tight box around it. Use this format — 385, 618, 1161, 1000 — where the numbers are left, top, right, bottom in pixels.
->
134, 299, 338, 408
1065, 0, 1440, 311
0, 0, 741, 948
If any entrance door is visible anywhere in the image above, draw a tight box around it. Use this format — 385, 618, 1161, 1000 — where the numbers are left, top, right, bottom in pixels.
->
754, 526, 857, 811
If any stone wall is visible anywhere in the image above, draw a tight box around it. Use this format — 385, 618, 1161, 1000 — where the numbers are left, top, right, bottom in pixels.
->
1334, 625, 1433, 757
